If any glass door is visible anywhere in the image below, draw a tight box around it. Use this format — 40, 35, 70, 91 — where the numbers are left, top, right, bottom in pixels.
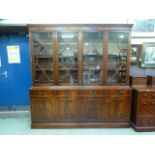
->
31, 32, 53, 84
58, 32, 79, 84
83, 32, 103, 84
108, 32, 129, 84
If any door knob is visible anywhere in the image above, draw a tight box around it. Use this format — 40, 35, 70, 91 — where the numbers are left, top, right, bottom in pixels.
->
0, 71, 8, 78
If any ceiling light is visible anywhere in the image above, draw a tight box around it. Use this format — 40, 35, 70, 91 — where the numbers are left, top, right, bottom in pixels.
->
119, 34, 125, 39
61, 33, 74, 38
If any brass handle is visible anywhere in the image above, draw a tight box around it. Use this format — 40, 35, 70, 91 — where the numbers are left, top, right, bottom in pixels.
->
115, 90, 121, 95
40, 90, 45, 96
143, 102, 147, 105
150, 120, 153, 124
65, 90, 71, 95
152, 101, 155, 104
91, 90, 97, 95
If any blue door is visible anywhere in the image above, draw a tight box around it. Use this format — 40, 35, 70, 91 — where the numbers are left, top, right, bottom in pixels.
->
0, 34, 32, 106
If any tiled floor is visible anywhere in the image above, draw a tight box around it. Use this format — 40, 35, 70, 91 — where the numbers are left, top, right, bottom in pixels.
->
0, 111, 155, 135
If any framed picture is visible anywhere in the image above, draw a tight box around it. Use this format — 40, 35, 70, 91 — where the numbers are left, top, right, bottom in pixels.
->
131, 44, 142, 65
140, 43, 155, 67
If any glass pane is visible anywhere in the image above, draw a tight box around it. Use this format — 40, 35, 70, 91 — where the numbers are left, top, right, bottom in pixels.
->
132, 19, 155, 32
108, 32, 129, 84
32, 32, 53, 84
58, 32, 78, 84
83, 32, 103, 84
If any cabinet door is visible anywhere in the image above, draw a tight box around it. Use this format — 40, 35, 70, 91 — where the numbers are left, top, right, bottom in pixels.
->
31, 32, 54, 84
83, 32, 103, 84
31, 98, 55, 123
58, 32, 79, 84
108, 32, 129, 84
106, 97, 131, 122
56, 97, 79, 122
79, 97, 107, 122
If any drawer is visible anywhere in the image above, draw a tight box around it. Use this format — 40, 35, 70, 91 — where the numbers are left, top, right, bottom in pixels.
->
137, 118, 155, 126
56, 89, 131, 96
56, 90, 81, 96
132, 79, 147, 86
139, 106, 155, 116
56, 90, 106, 96
140, 92, 155, 99
30, 90, 56, 97
109, 89, 131, 96
140, 100, 155, 106
104, 96, 131, 102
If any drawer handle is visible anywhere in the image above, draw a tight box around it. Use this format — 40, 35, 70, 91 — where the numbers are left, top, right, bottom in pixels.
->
152, 101, 155, 104
144, 94, 148, 97
143, 102, 147, 105
65, 90, 71, 95
40, 91, 45, 96
115, 90, 121, 95
91, 90, 97, 95
150, 120, 153, 124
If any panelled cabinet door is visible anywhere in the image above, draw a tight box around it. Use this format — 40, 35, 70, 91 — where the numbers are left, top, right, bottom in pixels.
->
56, 97, 79, 122
106, 98, 131, 122
108, 32, 129, 84
31, 98, 55, 123
79, 97, 107, 122
83, 32, 103, 84
31, 32, 54, 84
58, 32, 79, 84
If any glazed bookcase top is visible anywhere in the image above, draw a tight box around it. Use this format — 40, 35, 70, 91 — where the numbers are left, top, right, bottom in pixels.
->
29, 24, 132, 86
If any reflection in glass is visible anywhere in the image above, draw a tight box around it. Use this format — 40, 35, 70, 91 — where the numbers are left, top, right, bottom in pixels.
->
108, 32, 129, 83
83, 32, 103, 84
32, 32, 53, 84
58, 32, 78, 84
141, 43, 155, 67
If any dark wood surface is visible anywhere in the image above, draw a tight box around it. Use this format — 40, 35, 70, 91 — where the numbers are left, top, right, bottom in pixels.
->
30, 86, 132, 128
29, 24, 133, 128
147, 76, 155, 87
28, 24, 133, 32
129, 76, 148, 87
131, 87, 155, 131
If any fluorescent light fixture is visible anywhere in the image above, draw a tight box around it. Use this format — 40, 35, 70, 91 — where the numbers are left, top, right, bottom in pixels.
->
61, 33, 74, 38
66, 47, 70, 50
119, 34, 125, 39
85, 43, 89, 45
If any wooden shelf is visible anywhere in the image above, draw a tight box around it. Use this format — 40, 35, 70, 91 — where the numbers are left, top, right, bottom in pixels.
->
108, 69, 126, 71
35, 69, 53, 71
59, 69, 78, 71
34, 55, 53, 58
